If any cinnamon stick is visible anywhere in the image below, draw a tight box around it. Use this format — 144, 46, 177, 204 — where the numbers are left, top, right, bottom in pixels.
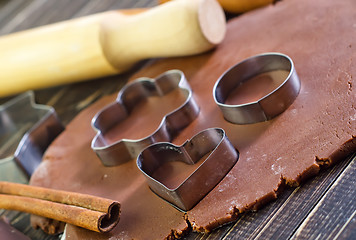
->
0, 181, 120, 233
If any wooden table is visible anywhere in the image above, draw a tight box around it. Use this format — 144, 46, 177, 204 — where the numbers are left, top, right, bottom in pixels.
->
0, 0, 355, 239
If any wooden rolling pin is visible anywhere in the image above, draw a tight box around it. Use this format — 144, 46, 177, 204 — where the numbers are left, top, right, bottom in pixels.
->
218, 0, 274, 13
160, 0, 274, 13
0, 0, 226, 97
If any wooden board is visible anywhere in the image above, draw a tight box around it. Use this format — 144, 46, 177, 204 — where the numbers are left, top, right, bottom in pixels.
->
0, 0, 355, 239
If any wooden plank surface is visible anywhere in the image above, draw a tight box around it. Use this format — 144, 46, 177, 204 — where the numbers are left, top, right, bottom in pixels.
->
291, 158, 356, 240
0, 0, 355, 239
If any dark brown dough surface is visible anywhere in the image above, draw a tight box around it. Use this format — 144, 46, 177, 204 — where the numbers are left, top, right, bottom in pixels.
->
30, 0, 356, 238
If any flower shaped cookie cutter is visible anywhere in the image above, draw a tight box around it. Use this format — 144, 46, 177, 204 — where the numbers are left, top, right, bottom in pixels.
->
91, 70, 200, 166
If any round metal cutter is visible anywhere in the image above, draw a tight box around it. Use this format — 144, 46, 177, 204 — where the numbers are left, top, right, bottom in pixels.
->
213, 52, 301, 124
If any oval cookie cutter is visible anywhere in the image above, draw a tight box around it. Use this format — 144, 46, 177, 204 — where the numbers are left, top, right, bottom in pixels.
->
137, 128, 238, 211
213, 52, 301, 124
91, 70, 200, 166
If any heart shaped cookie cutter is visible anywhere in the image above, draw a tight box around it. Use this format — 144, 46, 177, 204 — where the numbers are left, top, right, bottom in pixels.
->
91, 70, 200, 166
137, 128, 238, 211
213, 52, 301, 124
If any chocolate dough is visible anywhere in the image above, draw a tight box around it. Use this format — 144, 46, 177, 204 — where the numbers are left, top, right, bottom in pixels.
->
104, 88, 187, 143
30, 0, 356, 238
225, 70, 289, 105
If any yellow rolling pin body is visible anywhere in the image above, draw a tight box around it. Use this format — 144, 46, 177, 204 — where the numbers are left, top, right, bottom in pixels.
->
0, 0, 226, 97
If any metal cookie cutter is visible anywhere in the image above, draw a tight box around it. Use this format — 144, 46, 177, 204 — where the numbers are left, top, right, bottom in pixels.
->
213, 52, 301, 124
137, 128, 238, 211
91, 70, 200, 166
0, 91, 64, 178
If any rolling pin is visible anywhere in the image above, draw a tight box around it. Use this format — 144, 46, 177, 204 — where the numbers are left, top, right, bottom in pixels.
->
159, 0, 274, 13
0, 0, 226, 97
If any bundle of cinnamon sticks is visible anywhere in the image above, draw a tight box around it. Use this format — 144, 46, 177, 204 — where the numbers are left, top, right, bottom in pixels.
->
0, 181, 120, 233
